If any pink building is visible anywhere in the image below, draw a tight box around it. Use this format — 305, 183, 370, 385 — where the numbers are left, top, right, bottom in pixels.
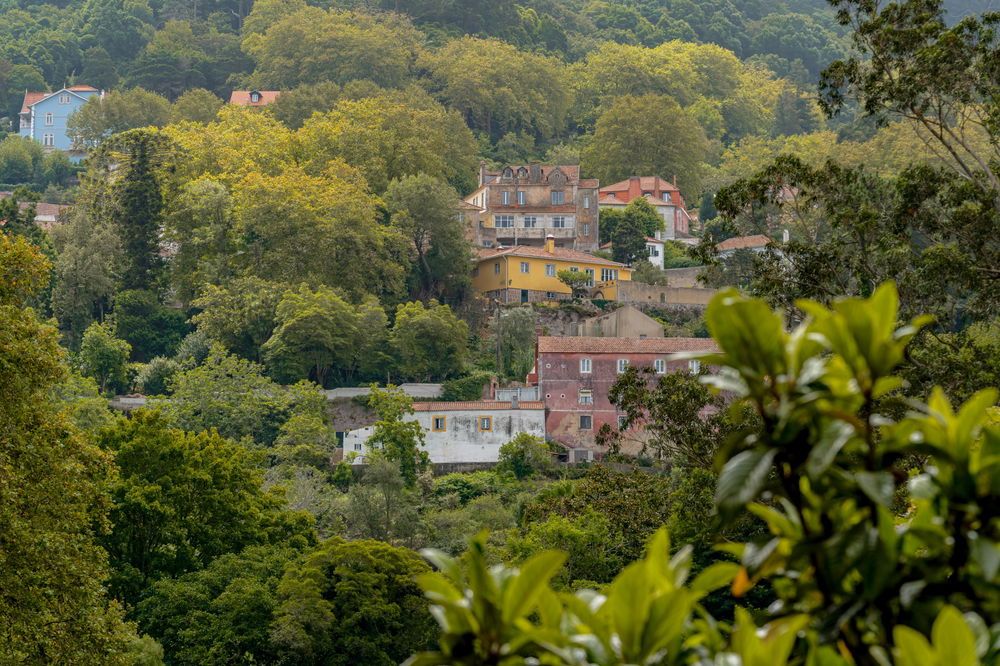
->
533, 336, 719, 451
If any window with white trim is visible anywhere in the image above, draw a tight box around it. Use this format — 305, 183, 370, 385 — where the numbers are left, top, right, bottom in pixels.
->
501, 191, 511, 205
688, 359, 702, 374
59, 94, 70, 104
580, 358, 591, 374
617, 358, 629, 373
583, 196, 591, 208
545, 263, 556, 277
601, 268, 619, 282
583, 223, 590, 236
584, 268, 595, 286
479, 416, 493, 431
551, 191, 565, 205
523, 215, 537, 228
42, 133, 54, 147
433, 416, 447, 431
654, 358, 666, 374
250, 91, 261, 102
44, 112, 54, 126
517, 191, 525, 205
552, 216, 566, 228
520, 261, 530, 273
578, 389, 593, 405
495, 215, 514, 228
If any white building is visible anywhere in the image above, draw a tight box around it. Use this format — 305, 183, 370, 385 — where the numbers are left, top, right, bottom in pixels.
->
343, 400, 546, 464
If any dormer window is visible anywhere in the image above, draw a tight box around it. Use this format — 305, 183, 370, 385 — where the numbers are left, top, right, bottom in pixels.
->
517, 167, 528, 178
250, 91, 261, 103
643, 191, 652, 196
59, 94, 70, 104
502, 167, 513, 179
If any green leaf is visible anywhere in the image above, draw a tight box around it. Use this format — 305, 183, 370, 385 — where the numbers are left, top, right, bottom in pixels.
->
893, 626, 936, 666
970, 534, 1000, 581
500, 550, 566, 624
716, 448, 777, 514
804, 420, 854, 479
690, 562, 741, 594
931, 605, 979, 666
855, 471, 895, 506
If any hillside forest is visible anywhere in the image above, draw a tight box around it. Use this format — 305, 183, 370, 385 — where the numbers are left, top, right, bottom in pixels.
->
4, 0, 1000, 664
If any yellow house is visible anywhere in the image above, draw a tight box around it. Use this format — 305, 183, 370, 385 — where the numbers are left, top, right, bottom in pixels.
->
473, 236, 632, 303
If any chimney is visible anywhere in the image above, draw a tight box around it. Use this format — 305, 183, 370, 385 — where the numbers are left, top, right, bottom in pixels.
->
530, 161, 541, 183
544, 234, 555, 254
673, 174, 677, 187
478, 161, 487, 187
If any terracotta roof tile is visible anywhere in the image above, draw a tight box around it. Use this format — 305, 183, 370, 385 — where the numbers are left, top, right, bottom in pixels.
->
412, 400, 544, 411
537, 336, 718, 354
599, 176, 679, 194
229, 90, 281, 106
716, 234, 771, 251
20, 92, 47, 113
67, 85, 98, 91
475, 245, 626, 267
485, 165, 582, 184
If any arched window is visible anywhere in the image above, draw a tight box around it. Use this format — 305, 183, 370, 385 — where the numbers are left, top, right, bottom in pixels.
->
502, 167, 513, 179
250, 91, 261, 103
517, 167, 528, 178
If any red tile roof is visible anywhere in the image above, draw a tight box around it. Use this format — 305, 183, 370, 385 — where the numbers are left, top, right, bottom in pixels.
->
20, 92, 46, 113
67, 85, 99, 91
413, 400, 544, 411
600, 176, 680, 194
229, 90, 281, 106
475, 245, 626, 267
537, 336, 718, 354
716, 234, 771, 251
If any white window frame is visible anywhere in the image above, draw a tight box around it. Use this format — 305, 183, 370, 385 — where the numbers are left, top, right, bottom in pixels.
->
551, 191, 564, 205
520, 261, 530, 274
601, 268, 619, 282
552, 215, 566, 228
545, 263, 556, 277
42, 133, 54, 147
250, 91, 261, 103
523, 215, 537, 228
654, 358, 666, 374
44, 112, 54, 126
433, 416, 447, 431
584, 268, 595, 287
501, 191, 511, 205
495, 215, 514, 228
517, 191, 525, 205
479, 416, 493, 431
583, 195, 591, 209
578, 389, 593, 405
59, 93, 70, 104
583, 223, 590, 236
580, 358, 591, 374
617, 358, 629, 373
688, 359, 702, 374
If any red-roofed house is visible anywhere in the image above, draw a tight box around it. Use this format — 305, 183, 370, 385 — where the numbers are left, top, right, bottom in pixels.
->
463, 161, 600, 251
532, 335, 718, 451
472, 236, 632, 303
229, 90, 281, 106
19, 86, 102, 159
343, 399, 546, 464
716, 234, 772, 256
598, 176, 695, 241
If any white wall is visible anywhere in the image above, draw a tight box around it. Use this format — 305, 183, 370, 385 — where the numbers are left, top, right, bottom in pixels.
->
344, 408, 546, 464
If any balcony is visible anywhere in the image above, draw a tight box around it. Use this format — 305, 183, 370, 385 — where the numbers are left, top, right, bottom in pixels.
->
495, 227, 576, 241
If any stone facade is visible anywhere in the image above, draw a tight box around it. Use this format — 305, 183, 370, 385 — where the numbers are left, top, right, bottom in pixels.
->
464, 162, 599, 251
615, 282, 717, 306
577, 305, 664, 338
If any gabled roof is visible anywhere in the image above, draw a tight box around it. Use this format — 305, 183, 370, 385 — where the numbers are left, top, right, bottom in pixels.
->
412, 400, 544, 411
716, 234, 771, 251
229, 90, 281, 106
457, 200, 483, 211
475, 245, 626, 267
537, 336, 718, 354
21, 86, 100, 113
600, 176, 680, 194
485, 164, 581, 183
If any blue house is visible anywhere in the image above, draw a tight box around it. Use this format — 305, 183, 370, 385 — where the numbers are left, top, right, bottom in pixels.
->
19, 85, 102, 161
